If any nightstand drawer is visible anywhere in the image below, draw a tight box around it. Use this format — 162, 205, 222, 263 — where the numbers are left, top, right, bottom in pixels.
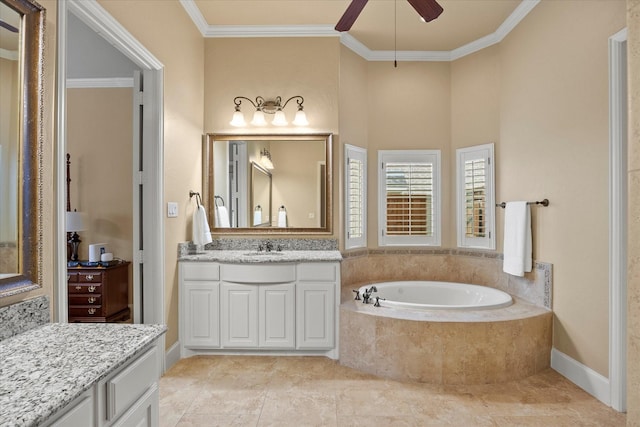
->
67, 273, 78, 283
79, 272, 102, 283
68, 283, 102, 294
69, 306, 103, 318
69, 295, 102, 305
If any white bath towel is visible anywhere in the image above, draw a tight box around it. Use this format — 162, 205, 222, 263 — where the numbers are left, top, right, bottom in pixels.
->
215, 205, 231, 228
192, 205, 213, 246
277, 209, 287, 228
502, 201, 532, 277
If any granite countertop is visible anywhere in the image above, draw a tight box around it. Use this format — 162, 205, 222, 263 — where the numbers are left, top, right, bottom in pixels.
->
0, 323, 167, 426
179, 249, 343, 263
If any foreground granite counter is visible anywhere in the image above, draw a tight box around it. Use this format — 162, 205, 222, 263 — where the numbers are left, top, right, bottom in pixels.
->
0, 323, 166, 426
179, 249, 343, 263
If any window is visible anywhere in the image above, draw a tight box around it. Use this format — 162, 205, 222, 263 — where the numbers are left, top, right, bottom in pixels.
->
456, 143, 495, 249
344, 144, 367, 249
378, 150, 441, 246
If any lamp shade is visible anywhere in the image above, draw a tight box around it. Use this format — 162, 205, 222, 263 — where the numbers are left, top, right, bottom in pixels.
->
292, 109, 309, 126
66, 211, 88, 232
272, 109, 288, 126
230, 110, 247, 127
250, 109, 268, 126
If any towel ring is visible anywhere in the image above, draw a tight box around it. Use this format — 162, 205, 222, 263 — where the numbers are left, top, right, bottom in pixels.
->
214, 195, 225, 207
189, 190, 202, 207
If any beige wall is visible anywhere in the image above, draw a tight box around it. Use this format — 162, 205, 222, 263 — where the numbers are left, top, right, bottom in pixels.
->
366, 61, 452, 247
497, 1, 625, 377
204, 37, 341, 237
627, 0, 640, 424
66, 88, 133, 264
97, 0, 205, 349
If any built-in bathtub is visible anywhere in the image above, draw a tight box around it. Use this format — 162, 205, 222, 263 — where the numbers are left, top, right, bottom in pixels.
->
358, 281, 513, 311
341, 281, 552, 385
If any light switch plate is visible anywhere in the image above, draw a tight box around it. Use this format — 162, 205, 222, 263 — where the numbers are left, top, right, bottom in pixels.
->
167, 202, 178, 218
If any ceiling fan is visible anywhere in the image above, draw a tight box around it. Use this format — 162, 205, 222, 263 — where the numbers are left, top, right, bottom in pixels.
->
335, 0, 443, 32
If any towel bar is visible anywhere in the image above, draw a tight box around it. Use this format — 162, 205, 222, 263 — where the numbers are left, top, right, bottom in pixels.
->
496, 199, 549, 209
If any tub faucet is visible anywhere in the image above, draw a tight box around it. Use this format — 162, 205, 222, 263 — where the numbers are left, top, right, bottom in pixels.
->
361, 286, 377, 304
352, 290, 361, 300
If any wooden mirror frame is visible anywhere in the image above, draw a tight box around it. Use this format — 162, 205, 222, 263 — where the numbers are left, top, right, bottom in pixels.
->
202, 133, 333, 235
0, 0, 44, 298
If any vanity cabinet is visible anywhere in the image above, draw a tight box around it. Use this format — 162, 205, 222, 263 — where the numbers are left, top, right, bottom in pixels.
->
180, 262, 220, 348
179, 260, 340, 358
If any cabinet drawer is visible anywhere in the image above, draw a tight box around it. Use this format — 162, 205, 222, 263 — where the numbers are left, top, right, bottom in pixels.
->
106, 346, 158, 421
79, 272, 102, 283
182, 262, 220, 281
297, 263, 338, 282
221, 263, 295, 284
67, 273, 78, 283
48, 390, 93, 427
69, 306, 103, 317
69, 283, 102, 294
69, 295, 102, 306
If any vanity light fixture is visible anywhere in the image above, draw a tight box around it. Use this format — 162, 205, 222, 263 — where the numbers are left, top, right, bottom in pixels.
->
230, 96, 308, 127
260, 149, 274, 170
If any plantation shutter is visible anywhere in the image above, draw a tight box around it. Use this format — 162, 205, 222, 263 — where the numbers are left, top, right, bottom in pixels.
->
345, 145, 367, 249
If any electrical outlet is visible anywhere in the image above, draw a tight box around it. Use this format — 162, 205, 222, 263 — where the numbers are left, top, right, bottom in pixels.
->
167, 202, 178, 218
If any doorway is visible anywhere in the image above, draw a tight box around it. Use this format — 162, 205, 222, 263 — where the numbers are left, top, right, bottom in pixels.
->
56, 0, 165, 359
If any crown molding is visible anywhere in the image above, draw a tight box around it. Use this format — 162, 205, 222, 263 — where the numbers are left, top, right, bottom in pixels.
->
66, 77, 134, 88
182, 0, 540, 62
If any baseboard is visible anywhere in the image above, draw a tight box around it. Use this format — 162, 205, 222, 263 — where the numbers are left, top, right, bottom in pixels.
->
551, 348, 611, 406
165, 341, 181, 372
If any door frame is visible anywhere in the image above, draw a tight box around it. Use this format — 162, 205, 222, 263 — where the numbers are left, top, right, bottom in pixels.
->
608, 27, 627, 413
55, 0, 165, 364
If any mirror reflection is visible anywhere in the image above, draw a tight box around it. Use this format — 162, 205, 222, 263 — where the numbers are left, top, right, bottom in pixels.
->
203, 134, 332, 234
0, 2, 21, 279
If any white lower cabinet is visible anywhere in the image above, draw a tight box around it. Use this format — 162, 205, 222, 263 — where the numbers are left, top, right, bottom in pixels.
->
47, 343, 161, 427
221, 283, 258, 347
180, 260, 340, 357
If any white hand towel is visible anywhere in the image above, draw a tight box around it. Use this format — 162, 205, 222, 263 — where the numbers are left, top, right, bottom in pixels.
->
253, 209, 262, 226
215, 205, 231, 228
192, 205, 213, 246
277, 210, 287, 228
502, 201, 532, 277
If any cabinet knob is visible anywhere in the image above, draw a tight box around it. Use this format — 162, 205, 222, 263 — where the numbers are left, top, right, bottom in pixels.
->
75, 286, 82, 291
88, 286, 96, 293
87, 297, 96, 304
86, 274, 94, 281
87, 308, 96, 315
67, 274, 71, 282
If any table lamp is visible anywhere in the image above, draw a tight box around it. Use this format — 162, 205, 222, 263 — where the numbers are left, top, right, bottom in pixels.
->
66, 210, 87, 262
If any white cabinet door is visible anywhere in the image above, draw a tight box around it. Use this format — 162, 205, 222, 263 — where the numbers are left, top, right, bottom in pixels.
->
221, 283, 258, 348
296, 282, 335, 349
259, 283, 295, 349
182, 282, 220, 348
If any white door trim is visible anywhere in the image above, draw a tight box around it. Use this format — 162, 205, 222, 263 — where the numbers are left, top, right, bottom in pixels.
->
56, 0, 165, 364
608, 27, 627, 413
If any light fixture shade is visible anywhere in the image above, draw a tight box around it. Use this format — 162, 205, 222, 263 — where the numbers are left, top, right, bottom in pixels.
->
66, 211, 88, 232
261, 155, 274, 170
272, 109, 288, 126
230, 110, 247, 127
292, 109, 309, 126
250, 109, 268, 126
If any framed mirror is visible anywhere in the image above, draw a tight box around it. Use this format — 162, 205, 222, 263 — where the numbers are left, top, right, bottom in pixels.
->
203, 133, 332, 234
0, 0, 44, 297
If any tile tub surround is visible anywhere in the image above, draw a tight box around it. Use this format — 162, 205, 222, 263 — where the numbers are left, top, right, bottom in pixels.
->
341, 249, 552, 309
340, 298, 552, 385
0, 295, 49, 342
0, 322, 167, 426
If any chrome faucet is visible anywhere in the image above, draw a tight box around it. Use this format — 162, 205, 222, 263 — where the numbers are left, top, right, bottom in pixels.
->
265, 241, 274, 252
361, 286, 378, 304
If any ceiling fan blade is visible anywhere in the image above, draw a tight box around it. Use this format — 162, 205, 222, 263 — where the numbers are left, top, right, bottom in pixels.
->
335, 0, 369, 32
406, 0, 443, 22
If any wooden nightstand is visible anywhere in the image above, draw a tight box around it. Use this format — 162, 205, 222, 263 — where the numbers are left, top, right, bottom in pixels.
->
67, 261, 131, 323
